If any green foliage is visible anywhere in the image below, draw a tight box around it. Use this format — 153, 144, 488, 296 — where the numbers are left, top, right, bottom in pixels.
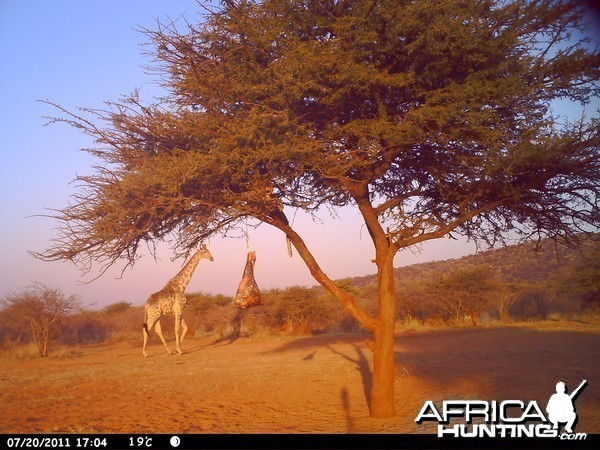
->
265, 287, 344, 334
59, 311, 109, 345
427, 266, 497, 325
559, 245, 600, 316
187, 292, 232, 313
182, 287, 356, 338
102, 301, 132, 315
394, 235, 600, 324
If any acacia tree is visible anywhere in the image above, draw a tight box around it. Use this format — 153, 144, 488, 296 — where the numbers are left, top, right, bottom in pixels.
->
35, 0, 599, 417
1, 285, 79, 357
495, 281, 533, 321
428, 266, 497, 325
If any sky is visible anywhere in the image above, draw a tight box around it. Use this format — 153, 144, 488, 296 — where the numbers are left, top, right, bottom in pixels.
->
0, 1, 598, 309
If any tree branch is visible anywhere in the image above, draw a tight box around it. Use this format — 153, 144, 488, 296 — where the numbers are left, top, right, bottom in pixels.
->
262, 208, 377, 333
397, 200, 504, 248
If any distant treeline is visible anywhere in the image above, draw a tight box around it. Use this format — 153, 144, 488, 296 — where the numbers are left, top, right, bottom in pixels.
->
1, 235, 598, 350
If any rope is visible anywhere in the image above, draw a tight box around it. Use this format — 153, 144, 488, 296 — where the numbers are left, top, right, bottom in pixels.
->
244, 217, 250, 249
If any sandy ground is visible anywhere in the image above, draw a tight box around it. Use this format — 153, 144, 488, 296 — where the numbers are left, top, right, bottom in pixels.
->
0, 325, 598, 434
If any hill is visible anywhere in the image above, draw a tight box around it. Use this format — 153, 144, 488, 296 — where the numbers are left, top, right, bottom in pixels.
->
346, 234, 599, 325
351, 235, 599, 287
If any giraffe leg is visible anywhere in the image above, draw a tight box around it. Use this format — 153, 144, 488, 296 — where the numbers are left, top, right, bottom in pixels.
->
143, 324, 149, 358
154, 320, 174, 355
180, 318, 189, 344
174, 317, 189, 355
143, 308, 168, 357
142, 310, 155, 358
174, 314, 183, 355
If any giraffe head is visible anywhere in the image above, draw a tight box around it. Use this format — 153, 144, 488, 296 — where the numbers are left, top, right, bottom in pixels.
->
199, 243, 214, 262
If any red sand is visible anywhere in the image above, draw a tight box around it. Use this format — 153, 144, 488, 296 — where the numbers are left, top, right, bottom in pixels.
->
1, 326, 598, 434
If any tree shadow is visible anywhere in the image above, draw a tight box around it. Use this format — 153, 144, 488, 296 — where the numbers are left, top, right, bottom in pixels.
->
326, 343, 372, 413
395, 327, 599, 398
303, 351, 316, 361
262, 333, 367, 352
263, 334, 373, 412
211, 309, 245, 346
189, 309, 245, 349
340, 387, 354, 432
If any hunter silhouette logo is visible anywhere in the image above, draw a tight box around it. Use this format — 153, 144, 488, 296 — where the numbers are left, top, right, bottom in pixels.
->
546, 379, 587, 434
415, 379, 589, 439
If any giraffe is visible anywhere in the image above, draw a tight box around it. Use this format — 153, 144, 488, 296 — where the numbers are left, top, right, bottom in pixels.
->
142, 243, 214, 357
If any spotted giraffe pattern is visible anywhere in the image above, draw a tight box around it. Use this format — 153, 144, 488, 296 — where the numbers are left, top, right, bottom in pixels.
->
142, 244, 214, 357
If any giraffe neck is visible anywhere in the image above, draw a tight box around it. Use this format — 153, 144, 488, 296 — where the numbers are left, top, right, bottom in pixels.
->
167, 250, 203, 293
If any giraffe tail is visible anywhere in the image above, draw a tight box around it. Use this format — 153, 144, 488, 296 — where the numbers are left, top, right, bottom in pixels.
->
143, 308, 149, 335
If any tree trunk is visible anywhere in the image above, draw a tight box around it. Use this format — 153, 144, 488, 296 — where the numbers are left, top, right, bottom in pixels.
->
41, 328, 49, 358
267, 210, 396, 417
369, 253, 397, 418
30, 320, 44, 358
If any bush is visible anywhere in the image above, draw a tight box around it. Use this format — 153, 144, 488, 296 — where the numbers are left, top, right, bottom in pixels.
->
58, 311, 109, 344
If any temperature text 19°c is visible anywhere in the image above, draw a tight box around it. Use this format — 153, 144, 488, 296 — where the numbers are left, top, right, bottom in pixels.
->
129, 437, 152, 448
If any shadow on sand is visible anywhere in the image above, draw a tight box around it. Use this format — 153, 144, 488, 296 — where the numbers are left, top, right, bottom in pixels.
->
264, 334, 374, 413
262, 327, 600, 419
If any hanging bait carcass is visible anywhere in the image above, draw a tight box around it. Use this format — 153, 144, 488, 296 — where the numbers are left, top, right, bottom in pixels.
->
234, 251, 263, 309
